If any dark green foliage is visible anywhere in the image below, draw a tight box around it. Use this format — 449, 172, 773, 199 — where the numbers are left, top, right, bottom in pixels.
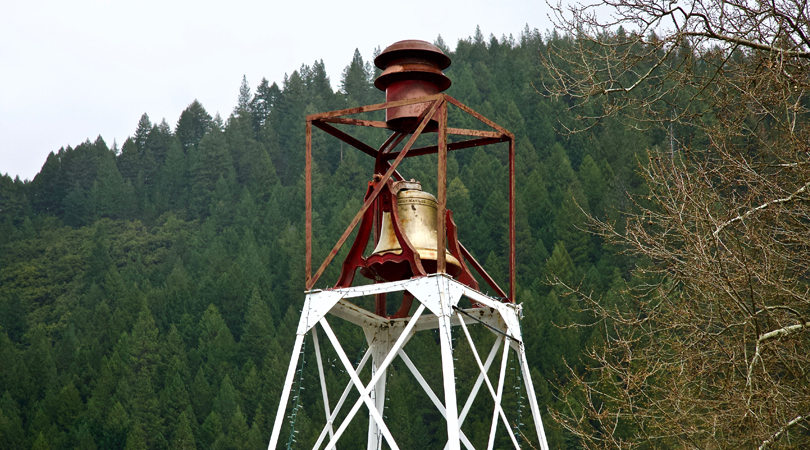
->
176, 100, 212, 153
0, 294, 26, 343
341, 49, 376, 106
0, 27, 658, 449
171, 409, 196, 450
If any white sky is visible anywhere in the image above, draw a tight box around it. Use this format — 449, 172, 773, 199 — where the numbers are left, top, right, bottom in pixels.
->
0, 0, 554, 182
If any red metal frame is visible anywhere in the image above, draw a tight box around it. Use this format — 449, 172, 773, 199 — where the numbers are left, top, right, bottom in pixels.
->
305, 93, 515, 304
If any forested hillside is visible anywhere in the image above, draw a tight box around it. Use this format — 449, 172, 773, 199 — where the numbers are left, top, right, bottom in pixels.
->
0, 27, 662, 449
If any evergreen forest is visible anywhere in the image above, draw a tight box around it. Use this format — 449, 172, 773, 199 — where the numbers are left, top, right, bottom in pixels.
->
0, 27, 667, 449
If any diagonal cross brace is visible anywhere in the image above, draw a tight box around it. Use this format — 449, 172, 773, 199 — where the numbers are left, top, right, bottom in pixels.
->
458, 315, 521, 449
318, 318, 400, 450
317, 303, 426, 450
398, 349, 476, 450
312, 348, 372, 450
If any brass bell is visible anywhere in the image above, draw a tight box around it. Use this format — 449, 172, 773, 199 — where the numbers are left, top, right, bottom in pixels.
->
364, 182, 463, 281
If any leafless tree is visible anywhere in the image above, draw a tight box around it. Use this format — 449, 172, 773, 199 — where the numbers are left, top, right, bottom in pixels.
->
541, 0, 810, 448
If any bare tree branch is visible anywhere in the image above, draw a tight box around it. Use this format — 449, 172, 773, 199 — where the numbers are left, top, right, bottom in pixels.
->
542, 0, 810, 447
712, 181, 810, 237
758, 414, 809, 449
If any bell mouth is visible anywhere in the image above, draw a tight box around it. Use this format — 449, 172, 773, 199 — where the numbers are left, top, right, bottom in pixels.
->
361, 255, 463, 282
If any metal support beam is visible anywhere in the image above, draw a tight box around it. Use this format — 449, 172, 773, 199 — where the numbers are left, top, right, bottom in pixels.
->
312, 327, 335, 445
267, 333, 305, 450
519, 342, 550, 450
312, 349, 371, 450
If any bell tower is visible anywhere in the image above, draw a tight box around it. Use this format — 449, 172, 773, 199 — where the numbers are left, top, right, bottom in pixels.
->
267, 40, 550, 450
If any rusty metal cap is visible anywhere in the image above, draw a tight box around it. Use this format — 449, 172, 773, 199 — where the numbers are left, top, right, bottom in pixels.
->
374, 62, 451, 91
374, 40, 451, 71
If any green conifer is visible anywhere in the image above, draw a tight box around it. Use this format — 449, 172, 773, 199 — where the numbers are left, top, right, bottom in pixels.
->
171, 410, 197, 450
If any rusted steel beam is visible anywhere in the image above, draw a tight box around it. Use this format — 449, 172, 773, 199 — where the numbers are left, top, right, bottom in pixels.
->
307, 99, 443, 290
445, 95, 514, 139
306, 94, 443, 121
446, 127, 505, 139
383, 136, 508, 160
437, 102, 447, 274
508, 137, 516, 303
305, 120, 313, 284
446, 211, 478, 291
459, 242, 507, 299
320, 117, 392, 129
311, 122, 404, 182
311, 121, 378, 157
379, 131, 403, 154
375, 132, 408, 181
381, 131, 408, 155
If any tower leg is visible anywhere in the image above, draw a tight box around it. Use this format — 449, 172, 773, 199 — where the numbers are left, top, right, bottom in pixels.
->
267, 333, 305, 450
487, 337, 511, 450
438, 314, 461, 449
518, 342, 550, 450
365, 328, 390, 450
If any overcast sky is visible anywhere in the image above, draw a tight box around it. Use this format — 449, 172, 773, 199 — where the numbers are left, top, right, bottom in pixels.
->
1, 0, 555, 181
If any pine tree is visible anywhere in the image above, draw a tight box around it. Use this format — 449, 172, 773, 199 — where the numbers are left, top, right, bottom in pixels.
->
0, 294, 26, 343
0, 392, 26, 449
479, 189, 509, 258
341, 49, 374, 106
159, 138, 188, 211
197, 305, 237, 383
118, 138, 141, 181
199, 411, 223, 449
212, 374, 240, 433
546, 241, 576, 284
553, 188, 593, 266
171, 409, 197, 450
250, 79, 279, 133
84, 223, 113, 285
161, 362, 191, 433
176, 100, 213, 153
272, 71, 307, 184
163, 261, 195, 327
190, 128, 233, 219
124, 423, 148, 450
240, 287, 275, 365
235, 75, 251, 116
189, 368, 213, 422
308, 59, 336, 111
26, 325, 57, 401
32, 432, 50, 450
146, 118, 175, 166
63, 181, 89, 227
55, 381, 81, 429
226, 406, 250, 450
578, 154, 607, 216
126, 307, 165, 448
103, 401, 130, 449
72, 422, 98, 450
134, 113, 152, 151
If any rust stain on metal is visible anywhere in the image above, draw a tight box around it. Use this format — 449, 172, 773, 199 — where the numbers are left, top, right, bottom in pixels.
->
374, 40, 452, 132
